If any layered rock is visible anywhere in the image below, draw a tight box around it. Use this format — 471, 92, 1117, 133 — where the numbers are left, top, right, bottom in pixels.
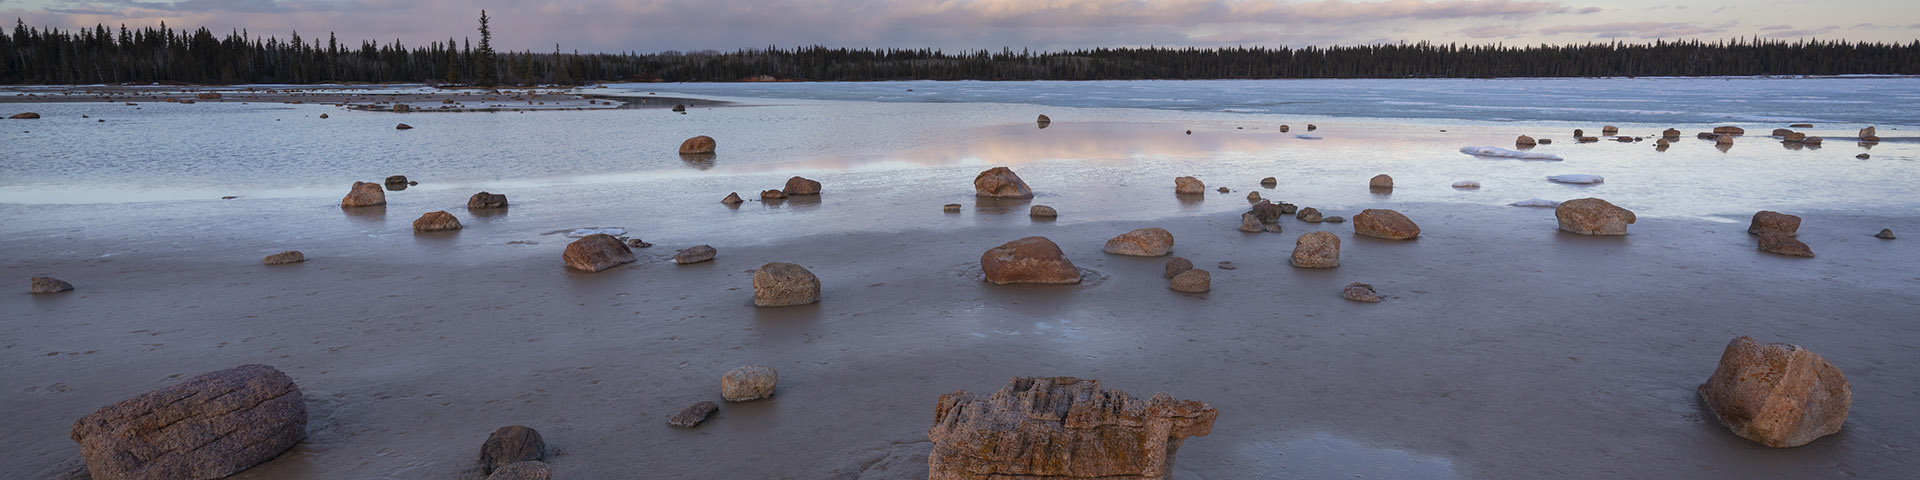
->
1174, 177, 1205, 195
1290, 232, 1340, 268
412, 211, 462, 232
1555, 198, 1636, 235
562, 234, 636, 272
974, 167, 1035, 199
479, 426, 545, 475
680, 135, 717, 154
722, 365, 778, 401
468, 192, 509, 209
71, 364, 306, 480
340, 181, 386, 208
1103, 228, 1175, 257
1698, 336, 1850, 448
31, 276, 74, 294
1748, 211, 1801, 236
1352, 209, 1420, 240
928, 377, 1217, 480
981, 237, 1081, 285
753, 262, 820, 306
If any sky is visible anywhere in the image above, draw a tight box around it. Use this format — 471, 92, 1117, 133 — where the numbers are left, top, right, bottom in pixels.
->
4, 0, 1917, 53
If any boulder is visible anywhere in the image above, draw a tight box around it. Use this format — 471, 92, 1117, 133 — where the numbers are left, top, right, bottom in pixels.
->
1858, 126, 1876, 140
1662, 128, 1681, 138
1573, 128, 1584, 137
981, 237, 1081, 285
487, 461, 552, 480
1716, 134, 1735, 145
467, 191, 509, 209
395, 123, 412, 130
974, 167, 1034, 199
1246, 191, 1261, 203
1771, 128, 1793, 136
1295, 207, 1322, 223
1248, 201, 1285, 223
1030, 205, 1058, 218
1790, 123, 1813, 128
31, 276, 74, 294
1169, 269, 1210, 293
928, 377, 1216, 480
1238, 212, 1263, 233
1164, 257, 1193, 279
1323, 216, 1345, 223
71, 365, 306, 480
1260, 177, 1277, 187
340, 181, 386, 208
412, 211, 462, 232
671, 104, 686, 112
1713, 126, 1745, 135
679, 135, 716, 154
1875, 228, 1895, 239
263, 251, 305, 265
1515, 135, 1536, 147
783, 176, 821, 195
1290, 232, 1340, 268
721, 192, 743, 205
1307, 124, 1317, 131
1757, 232, 1814, 257
753, 262, 820, 307
1802, 136, 1823, 145
1352, 209, 1420, 240
9, 112, 41, 119
1279, 125, 1291, 132
761, 189, 786, 200
1174, 176, 1205, 195
1748, 211, 1801, 236
1342, 282, 1381, 302
384, 175, 409, 186
1369, 174, 1393, 190
722, 365, 778, 401
674, 245, 717, 264
1555, 198, 1636, 235
1698, 336, 1850, 448
669, 401, 719, 429
562, 234, 636, 272
1783, 132, 1807, 142
1036, 114, 1051, 127
479, 426, 545, 475
1601, 126, 1619, 135
1655, 138, 1671, 149
1103, 228, 1174, 257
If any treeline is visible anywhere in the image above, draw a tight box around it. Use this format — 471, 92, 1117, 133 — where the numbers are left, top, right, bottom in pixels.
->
5, 18, 1919, 85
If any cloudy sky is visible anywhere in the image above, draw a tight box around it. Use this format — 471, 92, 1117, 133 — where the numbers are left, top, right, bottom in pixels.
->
4, 0, 1916, 53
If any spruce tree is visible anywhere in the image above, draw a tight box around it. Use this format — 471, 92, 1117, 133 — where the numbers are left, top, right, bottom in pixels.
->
475, 10, 496, 86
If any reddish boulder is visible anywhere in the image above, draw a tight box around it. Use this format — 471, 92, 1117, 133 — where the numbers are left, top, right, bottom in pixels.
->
1103, 228, 1175, 257
1555, 198, 1636, 235
71, 365, 306, 480
340, 181, 386, 208
974, 167, 1034, 199
783, 176, 821, 196
1290, 232, 1340, 268
1748, 211, 1801, 236
679, 135, 716, 154
1698, 337, 1849, 448
981, 237, 1081, 285
752, 262, 820, 306
412, 211, 462, 232
1352, 209, 1420, 240
929, 377, 1216, 480
562, 234, 635, 272
1758, 232, 1814, 257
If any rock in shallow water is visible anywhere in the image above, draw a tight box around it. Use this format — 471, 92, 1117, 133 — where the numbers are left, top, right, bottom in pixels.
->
721, 192, 743, 205
562, 234, 635, 272
468, 191, 509, 209
674, 245, 717, 264
753, 262, 820, 306
1876, 228, 1896, 239
30, 276, 74, 294
1698, 336, 1850, 448
928, 377, 1216, 480
679, 135, 716, 154
1555, 198, 1635, 235
340, 181, 385, 208
1029, 205, 1057, 218
1295, 207, 1322, 223
72, 364, 306, 480
1369, 174, 1393, 190
1103, 228, 1175, 256
1238, 212, 1264, 233
981, 237, 1080, 285
722, 365, 778, 401
1757, 232, 1814, 257
412, 211, 462, 233
1174, 176, 1205, 195
783, 176, 821, 195
974, 167, 1034, 199
1748, 211, 1801, 236
479, 426, 546, 475
1352, 209, 1420, 240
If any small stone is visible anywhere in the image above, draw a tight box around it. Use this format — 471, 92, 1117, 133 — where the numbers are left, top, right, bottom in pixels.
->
1036, 114, 1051, 127
1216, 261, 1235, 270
1290, 232, 1340, 268
722, 365, 778, 401
1369, 174, 1393, 190
486, 461, 552, 480
668, 401, 719, 428
263, 251, 305, 265
1279, 125, 1291, 132
1856, 153, 1870, 160
1164, 257, 1193, 279
1030, 205, 1057, 217
479, 426, 546, 475
1216, 186, 1229, 193
1341, 282, 1380, 302
1747, 211, 1801, 236
1260, 177, 1277, 187
679, 135, 716, 154
1246, 191, 1261, 202
30, 276, 73, 294
1698, 336, 1850, 448
753, 262, 820, 307
943, 203, 962, 213
1169, 269, 1210, 293
318, 113, 328, 119
624, 238, 652, 249
672, 104, 686, 112
467, 191, 509, 209
1102, 228, 1175, 256
1323, 216, 1345, 224
783, 176, 821, 195
761, 189, 786, 200
1757, 232, 1814, 257
1174, 176, 1205, 195
721, 192, 743, 204
1296, 207, 1322, 223
1238, 212, 1263, 233
1307, 124, 1317, 131
1662, 128, 1682, 137
9, 112, 42, 119
1263, 223, 1282, 233
395, 123, 412, 130
1875, 228, 1895, 239
674, 245, 717, 264
562, 234, 636, 272
384, 175, 409, 186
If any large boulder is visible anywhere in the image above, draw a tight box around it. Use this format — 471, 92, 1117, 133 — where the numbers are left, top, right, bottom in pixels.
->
981, 237, 1081, 285
562, 234, 636, 272
1029, 205, 1057, 218
1758, 232, 1814, 257
753, 262, 820, 306
1748, 211, 1801, 236
679, 135, 717, 154
1369, 174, 1393, 190
1555, 198, 1636, 235
71, 365, 306, 480
1290, 232, 1340, 268
1698, 337, 1850, 448
468, 192, 509, 209
1248, 201, 1285, 223
1352, 209, 1420, 240
1103, 228, 1174, 257
31, 276, 74, 294
479, 426, 546, 475
412, 211, 462, 232
722, 365, 779, 401
974, 167, 1034, 199
783, 176, 821, 196
928, 377, 1216, 480
1174, 176, 1205, 195
340, 181, 386, 208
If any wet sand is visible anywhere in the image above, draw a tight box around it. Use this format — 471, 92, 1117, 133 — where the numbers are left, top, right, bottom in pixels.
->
4, 195, 1916, 478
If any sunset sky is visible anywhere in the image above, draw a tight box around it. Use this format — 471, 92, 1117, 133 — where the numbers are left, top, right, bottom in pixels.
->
5, 0, 1917, 53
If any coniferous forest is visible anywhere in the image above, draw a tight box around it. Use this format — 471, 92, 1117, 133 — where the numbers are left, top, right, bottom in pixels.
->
4, 16, 1918, 85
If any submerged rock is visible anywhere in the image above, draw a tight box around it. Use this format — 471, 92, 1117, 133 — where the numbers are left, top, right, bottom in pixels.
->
669, 401, 719, 429
1341, 282, 1380, 303
467, 191, 509, 209
944, 203, 962, 213
1248, 200, 1285, 223
679, 135, 717, 154
761, 189, 786, 200
263, 251, 305, 265
625, 238, 652, 249
1757, 232, 1814, 257
1169, 269, 1210, 293
479, 426, 546, 475
1352, 209, 1420, 240
412, 211, 462, 232
562, 234, 636, 272
71, 364, 306, 480
1174, 176, 1205, 195
674, 245, 717, 264
1698, 336, 1850, 448
1369, 174, 1393, 190
1555, 198, 1635, 235
1452, 180, 1481, 188
30, 276, 74, 294
340, 181, 386, 208
981, 237, 1081, 285
1323, 216, 1345, 224
1295, 207, 1322, 223
1164, 257, 1193, 279
1713, 126, 1745, 135
1246, 191, 1261, 202
1103, 228, 1175, 257
1662, 128, 1682, 138
1510, 198, 1561, 208
722, 365, 778, 401
395, 123, 412, 130
783, 176, 821, 196
753, 262, 820, 306
1029, 205, 1057, 218
928, 377, 1217, 480
1036, 114, 1051, 127
1547, 174, 1604, 184
974, 167, 1034, 199
1748, 211, 1801, 236
1290, 232, 1340, 268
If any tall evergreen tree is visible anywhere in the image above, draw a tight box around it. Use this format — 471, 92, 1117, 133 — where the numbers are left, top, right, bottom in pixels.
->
475, 10, 496, 86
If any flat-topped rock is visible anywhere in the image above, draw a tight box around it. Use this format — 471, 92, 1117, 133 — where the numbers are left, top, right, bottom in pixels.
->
1748, 211, 1800, 236
1103, 228, 1174, 257
669, 401, 719, 429
1758, 232, 1814, 257
1342, 282, 1380, 302
929, 377, 1216, 480
722, 365, 778, 401
753, 262, 820, 306
783, 176, 821, 195
1295, 207, 1322, 223
468, 191, 509, 209
71, 364, 306, 480
1029, 205, 1057, 218
1174, 176, 1205, 195
263, 251, 305, 265
1556, 198, 1635, 235
674, 245, 717, 264
981, 237, 1080, 285
974, 167, 1034, 199
412, 211, 461, 232
1352, 209, 1419, 240
562, 234, 636, 272
1699, 336, 1850, 448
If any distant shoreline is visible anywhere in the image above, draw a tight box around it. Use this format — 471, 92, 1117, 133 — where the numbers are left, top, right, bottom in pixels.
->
0, 85, 729, 112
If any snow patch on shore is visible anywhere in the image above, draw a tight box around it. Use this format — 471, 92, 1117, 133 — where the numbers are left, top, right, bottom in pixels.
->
1459, 146, 1563, 161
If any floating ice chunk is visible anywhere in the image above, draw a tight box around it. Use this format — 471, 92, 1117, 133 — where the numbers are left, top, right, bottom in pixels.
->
1459, 146, 1563, 161
1295, 134, 1323, 140
565, 227, 627, 238
1452, 181, 1481, 188
1547, 174, 1604, 185
1510, 197, 1562, 207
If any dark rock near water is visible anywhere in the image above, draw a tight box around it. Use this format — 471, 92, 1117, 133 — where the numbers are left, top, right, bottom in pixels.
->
31, 276, 74, 294
468, 191, 509, 209
974, 167, 1034, 199
1757, 232, 1814, 257
1748, 211, 1801, 236
412, 211, 462, 233
680, 135, 717, 154
753, 262, 820, 307
783, 176, 821, 196
1029, 205, 1057, 218
479, 426, 546, 475
981, 237, 1080, 285
722, 192, 743, 205
1290, 232, 1340, 268
670, 401, 719, 429
1352, 209, 1419, 240
263, 251, 305, 265
674, 245, 717, 264
1555, 198, 1635, 235
562, 234, 635, 272
1876, 228, 1896, 239
487, 461, 552, 480
341, 181, 386, 208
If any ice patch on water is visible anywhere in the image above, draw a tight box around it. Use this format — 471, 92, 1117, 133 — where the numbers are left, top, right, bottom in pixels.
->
1459, 146, 1563, 161
1295, 134, 1324, 140
1452, 181, 1481, 188
1547, 174, 1604, 184
1510, 197, 1562, 207
1222, 108, 1269, 113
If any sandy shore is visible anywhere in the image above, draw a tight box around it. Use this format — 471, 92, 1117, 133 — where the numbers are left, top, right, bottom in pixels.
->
0, 85, 719, 113
4, 194, 1915, 478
